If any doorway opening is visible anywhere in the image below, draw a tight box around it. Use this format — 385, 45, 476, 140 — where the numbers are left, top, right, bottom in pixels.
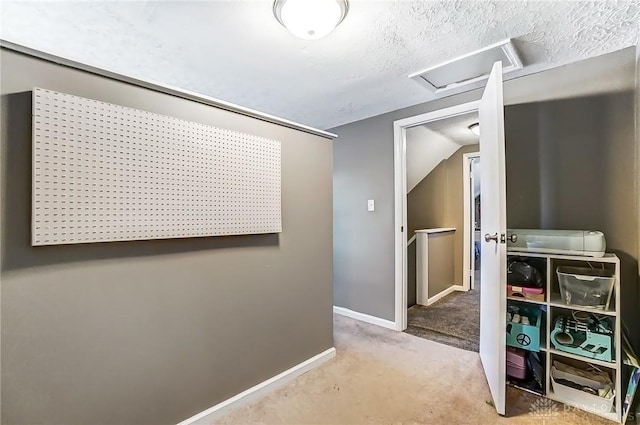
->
463, 153, 481, 292
392, 101, 480, 332
400, 111, 482, 351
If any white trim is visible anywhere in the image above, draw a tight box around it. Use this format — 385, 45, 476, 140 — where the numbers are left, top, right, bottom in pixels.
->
463, 152, 480, 292
333, 306, 399, 331
177, 347, 336, 425
415, 232, 429, 305
0, 39, 336, 140
414, 227, 456, 234
408, 39, 523, 94
426, 285, 466, 306
393, 101, 480, 331
393, 120, 408, 330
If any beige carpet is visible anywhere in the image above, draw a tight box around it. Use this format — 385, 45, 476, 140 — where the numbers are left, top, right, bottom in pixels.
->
215, 315, 613, 425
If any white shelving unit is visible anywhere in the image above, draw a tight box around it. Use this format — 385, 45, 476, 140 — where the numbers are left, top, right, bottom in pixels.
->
506, 251, 625, 423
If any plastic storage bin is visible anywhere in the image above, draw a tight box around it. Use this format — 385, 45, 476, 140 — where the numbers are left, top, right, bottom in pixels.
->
551, 375, 615, 414
556, 266, 615, 310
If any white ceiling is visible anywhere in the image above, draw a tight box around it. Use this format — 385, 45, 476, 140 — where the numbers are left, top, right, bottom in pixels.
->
1, 1, 638, 130
423, 113, 480, 146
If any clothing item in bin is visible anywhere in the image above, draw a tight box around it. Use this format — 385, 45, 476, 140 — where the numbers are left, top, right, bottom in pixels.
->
528, 352, 544, 390
552, 360, 613, 399
552, 360, 613, 388
507, 259, 544, 288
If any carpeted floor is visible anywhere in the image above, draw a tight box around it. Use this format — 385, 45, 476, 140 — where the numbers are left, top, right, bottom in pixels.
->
405, 280, 480, 352
214, 315, 612, 425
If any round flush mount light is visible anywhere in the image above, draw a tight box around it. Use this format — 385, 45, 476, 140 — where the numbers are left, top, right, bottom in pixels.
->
273, 0, 349, 40
469, 123, 480, 136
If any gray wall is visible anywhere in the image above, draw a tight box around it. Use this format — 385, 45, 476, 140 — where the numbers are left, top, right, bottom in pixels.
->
506, 94, 636, 232
331, 52, 639, 332
0, 49, 334, 425
332, 91, 480, 320
408, 144, 479, 288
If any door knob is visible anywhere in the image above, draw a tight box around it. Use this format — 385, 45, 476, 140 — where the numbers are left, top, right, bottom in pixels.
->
484, 233, 498, 243
507, 234, 518, 243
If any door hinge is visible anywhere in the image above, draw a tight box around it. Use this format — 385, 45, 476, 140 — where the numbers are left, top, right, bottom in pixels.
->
401, 226, 404, 232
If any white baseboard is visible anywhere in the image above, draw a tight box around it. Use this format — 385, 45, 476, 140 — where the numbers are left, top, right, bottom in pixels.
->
426, 284, 465, 306
177, 347, 336, 425
333, 306, 398, 330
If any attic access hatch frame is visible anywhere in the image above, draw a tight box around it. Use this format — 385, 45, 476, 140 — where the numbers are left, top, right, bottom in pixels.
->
409, 39, 523, 94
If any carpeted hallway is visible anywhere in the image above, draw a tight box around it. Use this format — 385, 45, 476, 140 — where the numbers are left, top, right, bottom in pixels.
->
405, 273, 480, 352
214, 315, 611, 425
405, 286, 480, 352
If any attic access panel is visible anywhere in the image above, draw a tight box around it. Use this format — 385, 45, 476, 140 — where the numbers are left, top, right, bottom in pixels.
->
32, 88, 282, 246
409, 39, 522, 93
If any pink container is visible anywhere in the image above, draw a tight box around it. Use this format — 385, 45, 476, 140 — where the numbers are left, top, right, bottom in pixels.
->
506, 347, 527, 379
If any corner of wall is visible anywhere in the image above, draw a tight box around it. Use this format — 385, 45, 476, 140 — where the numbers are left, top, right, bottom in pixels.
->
636, 43, 640, 265
634, 43, 640, 354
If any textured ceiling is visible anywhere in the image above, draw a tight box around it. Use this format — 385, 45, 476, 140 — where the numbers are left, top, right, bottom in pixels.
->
1, 1, 639, 130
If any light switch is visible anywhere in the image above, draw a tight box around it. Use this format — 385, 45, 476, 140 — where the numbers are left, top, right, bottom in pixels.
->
367, 199, 375, 212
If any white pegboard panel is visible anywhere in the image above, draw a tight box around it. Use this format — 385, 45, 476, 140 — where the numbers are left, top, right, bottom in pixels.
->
32, 88, 281, 246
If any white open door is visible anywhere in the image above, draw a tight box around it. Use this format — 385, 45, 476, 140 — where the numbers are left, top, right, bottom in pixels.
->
479, 62, 507, 415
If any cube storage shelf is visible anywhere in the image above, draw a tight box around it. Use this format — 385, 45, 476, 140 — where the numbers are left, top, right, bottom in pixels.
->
506, 251, 624, 423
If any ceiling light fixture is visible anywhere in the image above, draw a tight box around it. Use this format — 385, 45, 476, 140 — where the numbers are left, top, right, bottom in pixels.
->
469, 123, 480, 136
273, 0, 349, 40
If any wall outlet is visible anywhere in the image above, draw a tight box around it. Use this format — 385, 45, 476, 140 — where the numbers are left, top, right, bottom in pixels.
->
367, 199, 375, 212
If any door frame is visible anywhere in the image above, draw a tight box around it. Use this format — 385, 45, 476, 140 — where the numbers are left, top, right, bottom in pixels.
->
462, 152, 480, 292
393, 101, 480, 331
